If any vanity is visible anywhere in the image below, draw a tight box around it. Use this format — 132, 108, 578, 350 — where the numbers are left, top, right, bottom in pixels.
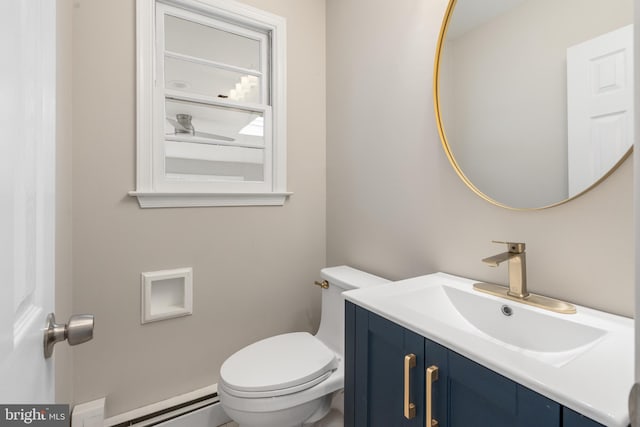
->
343, 273, 633, 427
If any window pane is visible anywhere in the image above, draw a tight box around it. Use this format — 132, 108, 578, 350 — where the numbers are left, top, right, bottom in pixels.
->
165, 15, 261, 71
165, 99, 264, 145
165, 56, 261, 103
164, 99, 266, 182
165, 143, 264, 182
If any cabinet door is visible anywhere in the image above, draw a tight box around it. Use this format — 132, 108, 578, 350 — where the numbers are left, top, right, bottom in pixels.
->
447, 351, 561, 427
345, 302, 424, 427
563, 407, 605, 427
424, 338, 448, 427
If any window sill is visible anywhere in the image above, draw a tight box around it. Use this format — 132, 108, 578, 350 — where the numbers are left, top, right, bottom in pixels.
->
128, 191, 292, 208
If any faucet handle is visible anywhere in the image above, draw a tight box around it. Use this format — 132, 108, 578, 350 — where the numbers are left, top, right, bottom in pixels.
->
491, 240, 525, 253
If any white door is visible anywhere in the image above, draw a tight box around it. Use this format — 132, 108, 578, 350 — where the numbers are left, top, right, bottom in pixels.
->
634, 7, 640, 427
0, 0, 57, 402
567, 24, 634, 197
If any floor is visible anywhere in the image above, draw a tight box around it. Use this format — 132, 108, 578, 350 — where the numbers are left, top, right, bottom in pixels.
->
219, 423, 239, 427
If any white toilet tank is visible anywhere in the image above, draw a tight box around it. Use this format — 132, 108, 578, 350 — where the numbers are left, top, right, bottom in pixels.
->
315, 266, 389, 356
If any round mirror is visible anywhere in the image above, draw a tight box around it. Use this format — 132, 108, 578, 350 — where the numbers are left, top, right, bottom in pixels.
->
434, 0, 633, 209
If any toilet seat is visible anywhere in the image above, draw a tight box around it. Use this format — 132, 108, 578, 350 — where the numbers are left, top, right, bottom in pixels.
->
220, 332, 338, 398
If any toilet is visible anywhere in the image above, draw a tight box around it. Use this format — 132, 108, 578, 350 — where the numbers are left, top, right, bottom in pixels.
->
218, 266, 389, 427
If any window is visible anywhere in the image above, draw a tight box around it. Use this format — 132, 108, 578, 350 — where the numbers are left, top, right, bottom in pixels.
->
132, 0, 289, 207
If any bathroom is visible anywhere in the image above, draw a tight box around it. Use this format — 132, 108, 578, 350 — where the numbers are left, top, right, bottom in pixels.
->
0, 0, 636, 426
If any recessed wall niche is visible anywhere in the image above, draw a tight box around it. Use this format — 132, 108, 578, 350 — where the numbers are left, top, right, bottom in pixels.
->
141, 267, 193, 324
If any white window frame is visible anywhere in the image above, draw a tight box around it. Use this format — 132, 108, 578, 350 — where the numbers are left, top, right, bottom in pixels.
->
132, 0, 289, 208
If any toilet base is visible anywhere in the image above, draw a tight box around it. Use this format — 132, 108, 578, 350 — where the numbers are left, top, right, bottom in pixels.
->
309, 408, 343, 427
226, 394, 331, 427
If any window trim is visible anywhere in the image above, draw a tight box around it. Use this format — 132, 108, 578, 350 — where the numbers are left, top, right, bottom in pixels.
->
132, 0, 290, 208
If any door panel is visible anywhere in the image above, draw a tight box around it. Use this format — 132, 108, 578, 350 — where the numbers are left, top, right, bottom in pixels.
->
349, 305, 424, 427
0, 0, 56, 402
424, 338, 447, 427
447, 351, 560, 427
563, 407, 606, 427
567, 24, 634, 197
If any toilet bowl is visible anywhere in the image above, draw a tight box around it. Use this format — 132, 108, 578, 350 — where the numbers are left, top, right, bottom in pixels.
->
218, 266, 389, 427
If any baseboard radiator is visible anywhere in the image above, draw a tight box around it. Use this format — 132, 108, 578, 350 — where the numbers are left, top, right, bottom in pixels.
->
108, 393, 221, 427
72, 385, 232, 427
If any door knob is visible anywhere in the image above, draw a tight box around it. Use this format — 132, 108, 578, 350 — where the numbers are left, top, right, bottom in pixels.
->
44, 313, 94, 359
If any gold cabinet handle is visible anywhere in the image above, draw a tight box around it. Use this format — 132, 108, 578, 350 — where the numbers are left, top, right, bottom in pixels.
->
426, 365, 439, 427
404, 354, 417, 419
314, 280, 329, 289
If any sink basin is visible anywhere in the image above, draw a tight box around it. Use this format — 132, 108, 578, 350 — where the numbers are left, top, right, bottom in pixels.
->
395, 283, 606, 366
344, 272, 633, 427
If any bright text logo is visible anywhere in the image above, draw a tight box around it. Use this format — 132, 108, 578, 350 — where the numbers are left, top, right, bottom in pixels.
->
0, 405, 68, 426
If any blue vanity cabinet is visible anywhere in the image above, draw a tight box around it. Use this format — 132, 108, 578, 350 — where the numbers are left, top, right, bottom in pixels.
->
346, 302, 605, 427
345, 302, 427, 426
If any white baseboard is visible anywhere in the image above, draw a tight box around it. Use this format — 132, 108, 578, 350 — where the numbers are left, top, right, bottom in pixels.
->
71, 398, 105, 427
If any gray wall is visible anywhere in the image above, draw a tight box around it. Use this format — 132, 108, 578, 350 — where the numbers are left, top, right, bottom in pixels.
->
71, 0, 326, 417
326, 0, 633, 316
56, 0, 74, 405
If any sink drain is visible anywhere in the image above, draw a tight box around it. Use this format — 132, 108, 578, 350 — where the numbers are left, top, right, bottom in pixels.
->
501, 305, 513, 316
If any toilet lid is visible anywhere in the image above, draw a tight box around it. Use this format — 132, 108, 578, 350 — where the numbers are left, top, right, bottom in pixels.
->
220, 332, 338, 394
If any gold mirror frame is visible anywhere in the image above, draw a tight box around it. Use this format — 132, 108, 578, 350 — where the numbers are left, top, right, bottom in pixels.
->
433, 0, 633, 211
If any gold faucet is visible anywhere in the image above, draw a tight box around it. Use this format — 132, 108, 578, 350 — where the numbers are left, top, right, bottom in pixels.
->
473, 241, 576, 314
481, 241, 528, 299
